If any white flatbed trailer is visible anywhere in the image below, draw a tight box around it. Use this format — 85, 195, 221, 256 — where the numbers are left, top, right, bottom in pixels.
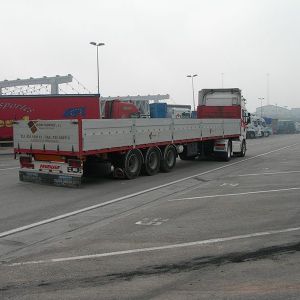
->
13, 88, 249, 187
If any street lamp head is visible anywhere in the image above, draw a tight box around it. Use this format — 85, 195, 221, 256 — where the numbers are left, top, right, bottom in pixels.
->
192, 74, 198, 77
187, 75, 192, 78
90, 42, 105, 47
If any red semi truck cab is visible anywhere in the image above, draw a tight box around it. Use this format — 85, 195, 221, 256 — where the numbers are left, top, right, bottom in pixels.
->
197, 88, 249, 135
198, 88, 246, 118
197, 88, 249, 157
104, 100, 140, 119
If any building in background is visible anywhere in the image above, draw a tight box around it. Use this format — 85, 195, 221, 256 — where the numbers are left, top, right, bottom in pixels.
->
255, 104, 300, 121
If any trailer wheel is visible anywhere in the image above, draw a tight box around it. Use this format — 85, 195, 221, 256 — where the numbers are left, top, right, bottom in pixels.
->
160, 145, 177, 172
123, 149, 143, 179
143, 147, 161, 176
237, 140, 246, 157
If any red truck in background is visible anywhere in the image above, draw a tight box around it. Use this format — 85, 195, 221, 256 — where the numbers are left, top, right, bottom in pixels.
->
0, 95, 101, 141
0, 95, 143, 141
104, 100, 140, 119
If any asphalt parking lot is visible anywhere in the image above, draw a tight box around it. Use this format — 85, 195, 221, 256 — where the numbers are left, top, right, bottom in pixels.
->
0, 134, 300, 299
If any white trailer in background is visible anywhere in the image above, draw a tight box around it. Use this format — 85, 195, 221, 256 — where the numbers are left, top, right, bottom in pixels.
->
295, 122, 300, 133
14, 88, 250, 187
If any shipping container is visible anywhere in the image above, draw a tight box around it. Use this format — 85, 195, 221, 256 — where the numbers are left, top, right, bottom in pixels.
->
150, 103, 167, 118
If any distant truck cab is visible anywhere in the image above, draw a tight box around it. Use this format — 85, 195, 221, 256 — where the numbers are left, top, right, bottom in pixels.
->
104, 100, 140, 119
197, 88, 248, 158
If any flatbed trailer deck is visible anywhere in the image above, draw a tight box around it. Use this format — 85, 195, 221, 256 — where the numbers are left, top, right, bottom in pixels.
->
14, 118, 241, 155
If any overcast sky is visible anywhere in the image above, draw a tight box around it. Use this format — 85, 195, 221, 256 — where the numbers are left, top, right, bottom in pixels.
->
1, 0, 300, 112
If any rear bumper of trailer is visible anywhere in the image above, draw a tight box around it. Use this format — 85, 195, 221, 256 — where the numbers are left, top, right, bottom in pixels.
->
19, 170, 82, 188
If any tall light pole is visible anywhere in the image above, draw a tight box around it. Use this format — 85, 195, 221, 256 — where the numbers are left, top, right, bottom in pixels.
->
221, 73, 224, 88
258, 97, 264, 117
266, 73, 270, 105
90, 42, 105, 95
187, 74, 198, 112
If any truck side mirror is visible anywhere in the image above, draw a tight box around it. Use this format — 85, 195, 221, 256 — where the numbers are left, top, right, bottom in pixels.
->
244, 112, 251, 125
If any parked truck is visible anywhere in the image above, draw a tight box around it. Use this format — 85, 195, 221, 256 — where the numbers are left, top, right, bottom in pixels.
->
246, 115, 271, 138
0, 95, 150, 142
260, 117, 272, 137
13, 88, 250, 187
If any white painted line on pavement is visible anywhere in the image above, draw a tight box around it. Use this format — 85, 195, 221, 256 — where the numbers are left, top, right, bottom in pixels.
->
233, 170, 300, 177
0, 167, 19, 171
0, 143, 298, 239
7, 226, 300, 266
177, 170, 300, 196
135, 217, 169, 226
220, 183, 239, 187
169, 187, 300, 202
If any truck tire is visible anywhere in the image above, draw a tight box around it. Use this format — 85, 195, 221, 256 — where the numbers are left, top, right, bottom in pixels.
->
160, 145, 177, 172
215, 141, 232, 161
143, 147, 161, 176
123, 149, 143, 179
237, 140, 246, 157
224, 141, 232, 161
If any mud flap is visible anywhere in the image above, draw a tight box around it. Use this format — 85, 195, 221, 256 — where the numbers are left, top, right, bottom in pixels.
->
19, 171, 82, 188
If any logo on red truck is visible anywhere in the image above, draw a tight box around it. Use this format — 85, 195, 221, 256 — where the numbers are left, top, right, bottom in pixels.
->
40, 164, 60, 170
